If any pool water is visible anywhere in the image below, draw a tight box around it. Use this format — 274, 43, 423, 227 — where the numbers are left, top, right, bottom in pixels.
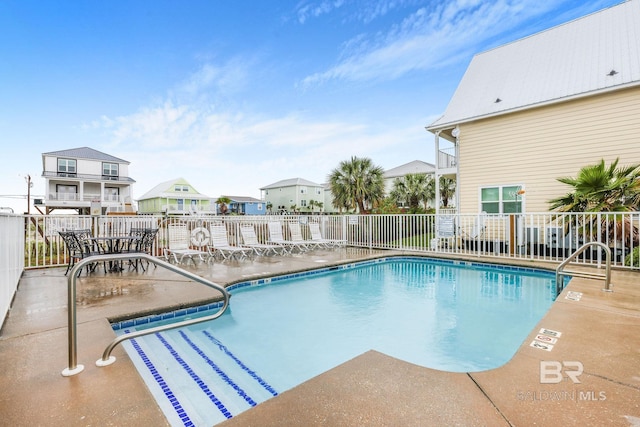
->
116, 257, 556, 426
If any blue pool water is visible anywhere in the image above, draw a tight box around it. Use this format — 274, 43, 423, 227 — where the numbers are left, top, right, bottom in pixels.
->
115, 257, 557, 426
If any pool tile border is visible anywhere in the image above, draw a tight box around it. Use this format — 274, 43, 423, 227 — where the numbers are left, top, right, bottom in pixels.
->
111, 256, 555, 331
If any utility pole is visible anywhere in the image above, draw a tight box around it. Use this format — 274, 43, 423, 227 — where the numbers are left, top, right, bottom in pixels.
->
25, 174, 32, 215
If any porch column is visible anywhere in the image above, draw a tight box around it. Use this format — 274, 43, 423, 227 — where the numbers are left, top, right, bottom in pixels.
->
434, 131, 441, 217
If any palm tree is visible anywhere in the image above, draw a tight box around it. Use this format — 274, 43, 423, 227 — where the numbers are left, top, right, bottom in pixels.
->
549, 158, 640, 212
328, 156, 385, 214
439, 176, 456, 208
389, 173, 435, 212
548, 158, 640, 245
216, 196, 232, 215
308, 200, 323, 212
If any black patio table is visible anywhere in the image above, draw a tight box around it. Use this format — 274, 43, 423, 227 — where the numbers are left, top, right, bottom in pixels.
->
90, 236, 142, 271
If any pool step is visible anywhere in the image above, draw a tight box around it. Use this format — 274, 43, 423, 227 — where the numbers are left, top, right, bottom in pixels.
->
122, 328, 278, 426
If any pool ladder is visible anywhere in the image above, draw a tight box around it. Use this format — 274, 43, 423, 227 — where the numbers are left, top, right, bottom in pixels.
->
555, 241, 612, 296
62, 252, 230, 377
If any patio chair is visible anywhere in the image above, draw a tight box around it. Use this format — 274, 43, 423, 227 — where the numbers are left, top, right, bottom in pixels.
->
207, 223, 251, 260
59, 230, 105, 275
470, 211, 487, 239
239, 224, 286, 256
308, 222, 346, 248
127, 227, 159, 271
267, 221, 308, 253
163, 224, 207, 265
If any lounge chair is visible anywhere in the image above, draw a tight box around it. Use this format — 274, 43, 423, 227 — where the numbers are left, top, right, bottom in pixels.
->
308, 222, 346, 248
267, 221, 308, 253
288, 222, 319, 250
239, 224, 286, 256
163, 224, 207, 264
207, 223, 251, 260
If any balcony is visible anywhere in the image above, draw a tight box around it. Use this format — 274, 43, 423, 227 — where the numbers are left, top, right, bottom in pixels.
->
42, 171, 135, 183
437, 147, 456, 171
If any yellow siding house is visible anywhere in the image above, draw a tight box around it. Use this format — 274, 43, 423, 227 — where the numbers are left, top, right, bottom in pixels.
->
426, 0, 640, 215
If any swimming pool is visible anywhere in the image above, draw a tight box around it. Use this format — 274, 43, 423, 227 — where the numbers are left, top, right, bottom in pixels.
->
114, 257, 556, 426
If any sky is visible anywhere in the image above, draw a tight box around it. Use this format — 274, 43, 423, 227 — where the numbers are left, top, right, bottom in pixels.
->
0, 0, 622, 214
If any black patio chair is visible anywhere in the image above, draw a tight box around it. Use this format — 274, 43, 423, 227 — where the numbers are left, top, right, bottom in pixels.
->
59, 231, 105, 275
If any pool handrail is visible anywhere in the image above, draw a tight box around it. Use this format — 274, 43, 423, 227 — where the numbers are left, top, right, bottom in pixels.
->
61, 252, 230, 377
555, 241, 612, 296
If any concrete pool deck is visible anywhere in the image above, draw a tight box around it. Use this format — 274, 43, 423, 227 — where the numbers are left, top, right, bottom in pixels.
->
1, 248, 639, 426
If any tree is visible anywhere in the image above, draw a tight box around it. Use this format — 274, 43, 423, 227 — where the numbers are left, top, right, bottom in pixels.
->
216, 196, 232, 215
389, 173, 435, 212
548, 158, 640, 245
308, 200, 323, 212
549, 158, 640, 212
439, 176, 456, 208
328, 156, 385, 214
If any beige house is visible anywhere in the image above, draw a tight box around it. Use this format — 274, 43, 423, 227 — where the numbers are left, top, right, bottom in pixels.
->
426, 0, 640, 215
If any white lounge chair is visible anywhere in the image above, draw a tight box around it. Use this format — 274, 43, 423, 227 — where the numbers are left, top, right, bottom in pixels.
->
267, 221, 308, 253
288, 222, 319, 250
163, 224, 207, 264
308, 222, 346, 248
207, 223, 251, 260
239, 225, 286, 256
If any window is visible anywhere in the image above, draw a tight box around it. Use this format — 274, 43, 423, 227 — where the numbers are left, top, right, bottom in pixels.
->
174, 185, 189, 192
480, 185, 524, 214
104, 187, 119, 202
56, 185, 77, 201
300, 186, 307, 194
57, 159, 76, 176
300, 199, 307, 207
102, 163, 118, 178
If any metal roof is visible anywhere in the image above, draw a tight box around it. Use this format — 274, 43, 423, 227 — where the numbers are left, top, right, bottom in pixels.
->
428, 0, 640, 130
137, 178, 210, 201
260, 177, 324, 190
384, 160, 435, 178
42, 147, 129, 164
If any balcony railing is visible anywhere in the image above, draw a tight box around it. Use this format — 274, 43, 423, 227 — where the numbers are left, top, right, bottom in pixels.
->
42, 171, 135, 183
47, 193, 127, 204
437, 147, 456, 169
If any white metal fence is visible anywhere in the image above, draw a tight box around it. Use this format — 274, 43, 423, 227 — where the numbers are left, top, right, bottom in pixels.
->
16, 212, 640, 270
1, 214, 25, 325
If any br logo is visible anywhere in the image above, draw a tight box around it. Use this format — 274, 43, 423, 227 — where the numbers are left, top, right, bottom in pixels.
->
540, 361, 583, 384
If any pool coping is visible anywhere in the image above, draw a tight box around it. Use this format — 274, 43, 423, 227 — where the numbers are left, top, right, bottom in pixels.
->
1, 249, 638, 426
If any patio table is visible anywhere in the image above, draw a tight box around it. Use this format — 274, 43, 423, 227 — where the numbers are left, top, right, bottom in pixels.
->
89, 236, 142, 271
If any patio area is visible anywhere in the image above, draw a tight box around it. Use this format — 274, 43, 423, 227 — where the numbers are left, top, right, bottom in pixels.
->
1, 247, 639, 426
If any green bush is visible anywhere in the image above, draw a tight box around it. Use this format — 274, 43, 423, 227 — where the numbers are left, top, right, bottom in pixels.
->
624, 247, 640, 268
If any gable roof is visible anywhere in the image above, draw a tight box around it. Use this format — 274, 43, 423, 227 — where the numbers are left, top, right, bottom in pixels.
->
42, 147, 129, 164
384, 160, 435, 178
260, 177, 323, 190
225, 196, 263, 203
428, 0, 640, 131
137, 177, 210, 201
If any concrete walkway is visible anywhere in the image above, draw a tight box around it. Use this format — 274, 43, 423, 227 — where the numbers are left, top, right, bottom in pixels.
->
1, 248, 639, 426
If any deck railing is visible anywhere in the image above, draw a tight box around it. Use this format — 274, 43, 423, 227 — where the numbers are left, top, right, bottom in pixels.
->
14, 212, 640, 271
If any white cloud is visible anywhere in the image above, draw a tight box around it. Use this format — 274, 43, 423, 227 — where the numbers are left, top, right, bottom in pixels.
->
300, 0, 563, 87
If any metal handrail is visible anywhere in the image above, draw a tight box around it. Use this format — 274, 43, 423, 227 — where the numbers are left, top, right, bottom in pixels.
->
61, 252, 230, 377
555, 242, 612, 296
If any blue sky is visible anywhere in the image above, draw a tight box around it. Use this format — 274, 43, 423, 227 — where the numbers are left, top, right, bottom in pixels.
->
0, 0, 621, 213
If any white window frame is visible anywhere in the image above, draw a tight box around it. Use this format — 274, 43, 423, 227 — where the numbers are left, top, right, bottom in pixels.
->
479, 184, 525, 214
